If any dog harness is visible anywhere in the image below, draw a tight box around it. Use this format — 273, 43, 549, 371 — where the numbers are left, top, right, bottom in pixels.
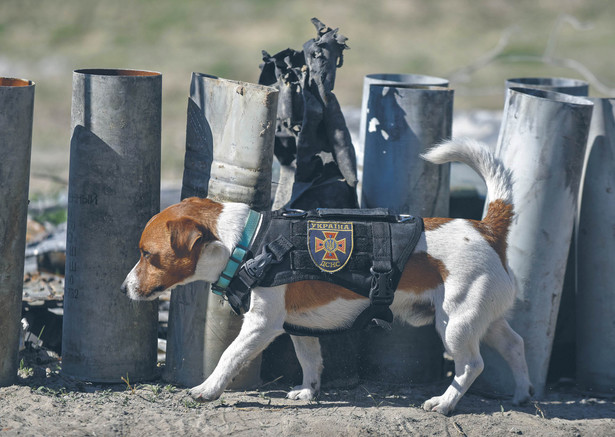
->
211, 208, 424, 336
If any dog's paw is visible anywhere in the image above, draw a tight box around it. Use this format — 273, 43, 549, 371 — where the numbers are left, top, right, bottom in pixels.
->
287, 385, 318, 401
189, 385, 221, 402
512, 384, 534, 406
422, 396, 453, 415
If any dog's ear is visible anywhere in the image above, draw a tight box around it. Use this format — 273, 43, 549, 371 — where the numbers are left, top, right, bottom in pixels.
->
167, 217, 213, 258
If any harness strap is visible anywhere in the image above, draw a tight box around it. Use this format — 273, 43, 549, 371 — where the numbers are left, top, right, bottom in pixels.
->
284, 222, 399, 337
372, 221, 393, 273
369, 222, 395, 323
283, 304, 393, 337
226, 235, 293, 315
213, 209, 425, 335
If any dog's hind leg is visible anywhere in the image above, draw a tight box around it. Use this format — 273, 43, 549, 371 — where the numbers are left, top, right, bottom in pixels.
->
189, 287, 286, 402
423, 337, 484, 415
424, 303, 487, 415
287, 336, 323, 401
483, 318, 533, 404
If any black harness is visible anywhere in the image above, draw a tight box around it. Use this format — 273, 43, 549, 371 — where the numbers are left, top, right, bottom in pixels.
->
212, 208, 424, 336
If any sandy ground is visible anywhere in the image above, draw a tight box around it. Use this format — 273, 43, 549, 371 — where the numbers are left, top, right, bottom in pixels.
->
1, 348, 614, 437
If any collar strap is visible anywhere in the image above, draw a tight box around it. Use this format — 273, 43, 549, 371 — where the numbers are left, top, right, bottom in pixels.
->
211, 209, 262, 296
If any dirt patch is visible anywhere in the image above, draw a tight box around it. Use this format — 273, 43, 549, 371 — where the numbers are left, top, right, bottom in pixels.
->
1, 348, 614, 436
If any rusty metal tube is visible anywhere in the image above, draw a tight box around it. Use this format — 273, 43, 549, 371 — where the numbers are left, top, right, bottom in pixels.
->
62, 69, 161, 382
0, 77, 35, 386
476, 87, 593, 397
164, 73, 278, 388
360, 84, 453, 383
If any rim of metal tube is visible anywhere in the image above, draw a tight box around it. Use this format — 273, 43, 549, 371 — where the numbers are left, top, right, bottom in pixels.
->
508, 87, 594, 106
365, 73, 449, 86
507, 77, 588, 87
74, 68, 161, 77
369, 84, 451, 92
0, 77, 34, 87
192, 72, 279, 93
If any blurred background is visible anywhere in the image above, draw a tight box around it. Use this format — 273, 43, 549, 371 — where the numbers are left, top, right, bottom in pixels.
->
1, 0, 613, 196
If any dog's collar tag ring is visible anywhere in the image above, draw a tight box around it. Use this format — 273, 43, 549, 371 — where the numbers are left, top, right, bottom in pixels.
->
211, 209, 262, 295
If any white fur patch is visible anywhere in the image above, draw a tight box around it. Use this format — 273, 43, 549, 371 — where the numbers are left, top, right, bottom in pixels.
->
190, 202, 251, 284
423, 138, 513, 205
285, 297, 369, 330
215, 202, 251, 253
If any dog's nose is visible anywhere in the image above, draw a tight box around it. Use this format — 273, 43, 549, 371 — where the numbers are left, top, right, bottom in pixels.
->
120, 281, 128, 294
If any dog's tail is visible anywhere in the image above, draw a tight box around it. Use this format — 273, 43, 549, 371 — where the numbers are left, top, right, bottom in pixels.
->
422, 138, 513, 205
422, 138, 514, 251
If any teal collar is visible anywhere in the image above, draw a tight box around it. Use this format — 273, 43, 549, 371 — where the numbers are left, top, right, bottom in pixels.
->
211, 209, 262, 296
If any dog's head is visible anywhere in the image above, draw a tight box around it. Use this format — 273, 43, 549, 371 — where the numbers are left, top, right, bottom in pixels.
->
121, 198, 227, 300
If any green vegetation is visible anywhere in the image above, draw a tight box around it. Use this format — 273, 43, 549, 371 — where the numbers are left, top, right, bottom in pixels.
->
31, 208, 67, 226
1, 0, 613, 195
19, 358, 34, 377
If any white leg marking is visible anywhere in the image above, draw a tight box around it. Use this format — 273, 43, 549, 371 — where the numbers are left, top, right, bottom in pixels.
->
287, 336, 323, 401
483, 318, 533, 404
423, 341, 484, 415
189, 287, 286, 401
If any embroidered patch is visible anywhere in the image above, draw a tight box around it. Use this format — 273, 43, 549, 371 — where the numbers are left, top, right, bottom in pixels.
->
307, 221, 353, 273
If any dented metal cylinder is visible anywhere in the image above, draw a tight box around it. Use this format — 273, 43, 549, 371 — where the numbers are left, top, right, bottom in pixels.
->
0, 78, 35, 386
360, 84, 453, 383
164, 73, 278, 388
62, 69, 161, 382
476, 87, 593, 397
576, 98, 615, 392
362, 85, 453, 215
358, 74, 449, 202
504, 77, 589, 384
359, 74, 449, 155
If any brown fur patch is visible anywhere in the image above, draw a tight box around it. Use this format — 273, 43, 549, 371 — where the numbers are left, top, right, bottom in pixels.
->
469, 199, 513, 266
398, 252, 449, 293
284, 252, 449, 312
134, 197, 223, 297
285, 281, 367, 313
424, 217, 453, 231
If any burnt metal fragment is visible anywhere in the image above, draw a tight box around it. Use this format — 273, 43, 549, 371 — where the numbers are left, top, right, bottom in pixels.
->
260, 17, 358, 210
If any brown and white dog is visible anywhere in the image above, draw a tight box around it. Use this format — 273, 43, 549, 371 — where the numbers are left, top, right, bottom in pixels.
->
121, 138, 533, 415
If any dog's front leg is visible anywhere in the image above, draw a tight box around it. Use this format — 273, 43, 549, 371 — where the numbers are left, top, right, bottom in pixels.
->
287, 335, 323, 401
189, 287, 285, 402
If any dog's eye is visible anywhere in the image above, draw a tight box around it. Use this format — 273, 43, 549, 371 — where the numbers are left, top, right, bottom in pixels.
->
142, 250, 152, 259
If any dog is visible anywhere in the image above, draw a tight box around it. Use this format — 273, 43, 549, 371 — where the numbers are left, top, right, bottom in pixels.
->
121, 138, 533, 415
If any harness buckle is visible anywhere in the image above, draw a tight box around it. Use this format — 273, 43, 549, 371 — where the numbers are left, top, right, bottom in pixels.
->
243, 251, 273, 282
369, 267, 395, 307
